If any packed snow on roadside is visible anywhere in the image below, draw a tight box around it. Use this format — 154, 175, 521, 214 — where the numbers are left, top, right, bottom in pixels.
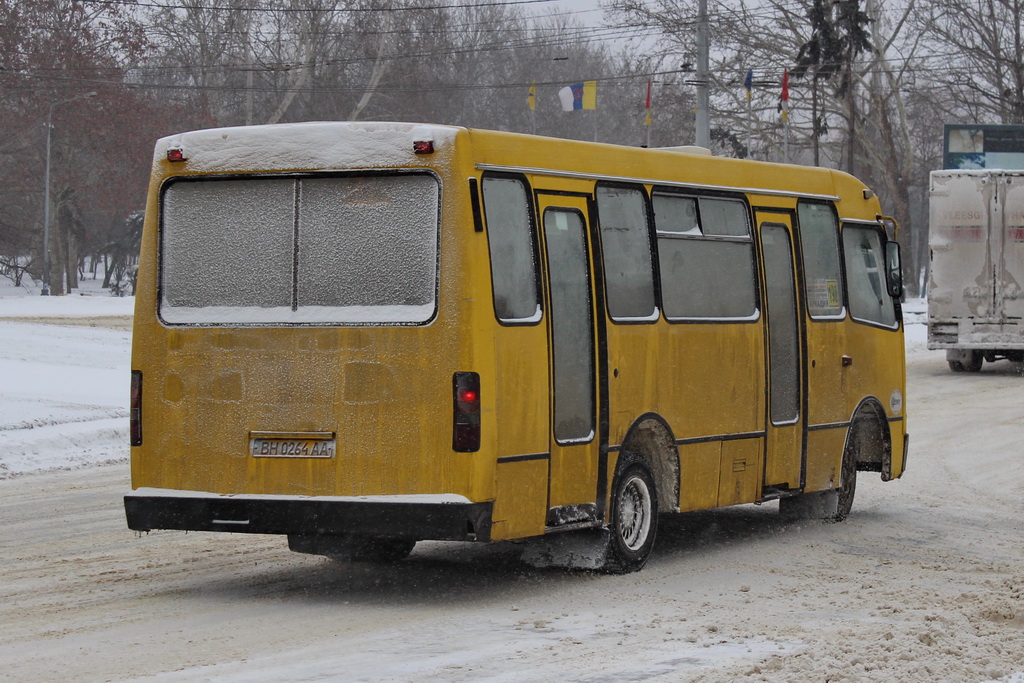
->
0, 280, 133, 478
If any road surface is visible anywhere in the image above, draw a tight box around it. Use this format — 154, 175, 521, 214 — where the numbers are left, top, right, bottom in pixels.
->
1, 351, 1021, 682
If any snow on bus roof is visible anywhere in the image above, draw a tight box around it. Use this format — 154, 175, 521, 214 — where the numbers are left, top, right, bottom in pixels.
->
156, 121, 461, 173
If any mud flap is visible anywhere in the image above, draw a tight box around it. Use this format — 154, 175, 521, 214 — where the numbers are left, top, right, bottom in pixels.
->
779, 489, 839, 521
521, 528, 610, 570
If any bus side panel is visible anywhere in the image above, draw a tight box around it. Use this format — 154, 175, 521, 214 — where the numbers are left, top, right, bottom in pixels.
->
805, 429, 846, 492
804, 321, 848, 429
845, 321, 907, 478
717, 438, 761, 507
607, 321, 765, 508
677, 442, 720, 512
804, 319, 850, 493
489, 325, 550, 540
492, 460, 548, 540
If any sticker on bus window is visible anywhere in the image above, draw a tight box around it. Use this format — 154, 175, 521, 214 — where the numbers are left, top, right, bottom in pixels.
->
827, 280, 841, 307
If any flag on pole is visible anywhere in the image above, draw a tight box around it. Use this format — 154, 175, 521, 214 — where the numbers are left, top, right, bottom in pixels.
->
643, 78, 652, 126
779, 69, 790, 121
527, 83, 536, 111
558, 81, 597, 111
744, 69, 753, 103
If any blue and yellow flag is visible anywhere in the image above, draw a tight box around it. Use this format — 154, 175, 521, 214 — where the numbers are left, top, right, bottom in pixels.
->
558, 81, 597, 111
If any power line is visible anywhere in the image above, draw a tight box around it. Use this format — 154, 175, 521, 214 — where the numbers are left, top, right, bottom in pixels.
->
83, 0, 558, 13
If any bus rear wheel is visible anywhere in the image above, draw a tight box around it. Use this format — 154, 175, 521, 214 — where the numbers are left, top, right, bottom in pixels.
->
605, 456, 658, 574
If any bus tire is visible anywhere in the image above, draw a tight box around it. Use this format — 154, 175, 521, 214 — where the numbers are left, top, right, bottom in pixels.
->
831, 437, 858, 522
779, 439, 857, 523
605, 456, 658, 574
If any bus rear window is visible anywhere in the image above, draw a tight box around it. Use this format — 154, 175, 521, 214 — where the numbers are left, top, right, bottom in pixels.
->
159, 173, 439, 325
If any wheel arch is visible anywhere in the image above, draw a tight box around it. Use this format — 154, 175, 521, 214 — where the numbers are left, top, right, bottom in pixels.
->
845, 397, 893, 480
617, 412, 680, 513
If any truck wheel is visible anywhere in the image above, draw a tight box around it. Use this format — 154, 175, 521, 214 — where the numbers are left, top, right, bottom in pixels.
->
949, 351, 982, 373
605, 456, 658, 573
963, 351, 983, 372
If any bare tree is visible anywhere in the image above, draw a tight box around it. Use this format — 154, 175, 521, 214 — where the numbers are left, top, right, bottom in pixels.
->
0, 0, 154, 294
915, 0, 1024, 123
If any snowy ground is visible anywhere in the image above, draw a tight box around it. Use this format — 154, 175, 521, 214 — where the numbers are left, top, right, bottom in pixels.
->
0, 279, 133, 478
0, 283, 1022, 682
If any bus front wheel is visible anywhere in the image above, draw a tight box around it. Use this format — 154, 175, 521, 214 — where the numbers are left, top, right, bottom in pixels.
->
605, 456, 658, 573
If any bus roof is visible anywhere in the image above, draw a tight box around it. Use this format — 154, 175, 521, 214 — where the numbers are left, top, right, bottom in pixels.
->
154, 121, 874, 208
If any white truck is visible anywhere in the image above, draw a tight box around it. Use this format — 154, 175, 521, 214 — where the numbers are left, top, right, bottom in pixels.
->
928, 169, 1024, 371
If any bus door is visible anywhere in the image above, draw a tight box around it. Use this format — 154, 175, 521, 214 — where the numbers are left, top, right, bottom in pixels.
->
537, 194, 602, 526
757, 214, 805, 491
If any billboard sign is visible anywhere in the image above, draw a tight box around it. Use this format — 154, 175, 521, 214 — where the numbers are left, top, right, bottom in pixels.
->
944, 124, 1024, 170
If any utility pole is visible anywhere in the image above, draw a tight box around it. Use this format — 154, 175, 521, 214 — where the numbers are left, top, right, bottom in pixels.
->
695, 0, 710, 148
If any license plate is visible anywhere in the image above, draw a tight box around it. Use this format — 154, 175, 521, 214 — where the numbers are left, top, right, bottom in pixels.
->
249, 431, 336, 458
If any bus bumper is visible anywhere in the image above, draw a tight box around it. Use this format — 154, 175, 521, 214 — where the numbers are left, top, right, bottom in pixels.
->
124, 488, 493, 542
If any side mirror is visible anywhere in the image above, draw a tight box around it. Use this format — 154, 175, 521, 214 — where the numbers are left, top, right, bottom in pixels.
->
885, 241, 903, 298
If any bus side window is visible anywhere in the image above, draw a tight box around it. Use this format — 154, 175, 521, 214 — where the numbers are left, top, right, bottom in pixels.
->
797, 201, 846, 319
482, 176, 541, 323
595, 184, 657, 321
653, 193, 758, 321
842, 225, 898, 328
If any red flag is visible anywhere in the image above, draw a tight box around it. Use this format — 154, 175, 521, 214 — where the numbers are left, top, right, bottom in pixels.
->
643, 79, 653, 126
780, 69, 790, 121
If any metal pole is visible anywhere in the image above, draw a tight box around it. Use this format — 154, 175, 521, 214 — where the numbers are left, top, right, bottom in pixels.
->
695, 0, 710, 148
42, 106, 53, 296
40, 92, 96, 296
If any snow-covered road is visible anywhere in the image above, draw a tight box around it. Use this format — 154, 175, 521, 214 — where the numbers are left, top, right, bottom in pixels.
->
0, 298, 1021, 682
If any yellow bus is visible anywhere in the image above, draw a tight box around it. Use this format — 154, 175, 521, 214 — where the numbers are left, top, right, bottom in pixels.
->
125, 122, 908, 573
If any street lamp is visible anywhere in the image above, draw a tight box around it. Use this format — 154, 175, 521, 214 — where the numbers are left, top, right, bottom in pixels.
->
42, 91, 96, 296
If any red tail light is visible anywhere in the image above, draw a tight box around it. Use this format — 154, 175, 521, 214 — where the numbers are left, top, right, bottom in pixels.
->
452, 372, 480, 452
413, 140, 434, 155
166, 147, 186, 162
130, 370, 142, 446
